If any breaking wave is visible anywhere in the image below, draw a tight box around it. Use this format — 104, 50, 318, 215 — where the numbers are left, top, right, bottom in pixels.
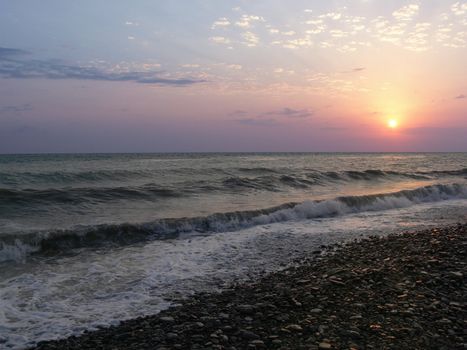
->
1, 183, 466, 263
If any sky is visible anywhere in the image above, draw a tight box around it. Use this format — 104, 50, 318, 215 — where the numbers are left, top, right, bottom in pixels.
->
0, 0, 466, 153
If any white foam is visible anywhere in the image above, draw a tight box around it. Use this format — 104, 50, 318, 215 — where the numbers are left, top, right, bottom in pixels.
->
1, 183, 466, 264
0, 199, 466, 349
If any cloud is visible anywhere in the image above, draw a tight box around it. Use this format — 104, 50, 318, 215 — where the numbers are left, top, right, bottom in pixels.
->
401, 126, 467, 137
320, 126, 348, 131
0, 103, 33, 114
231, 107, 311, 126
242, 31, 260, 47
227, 64, 242, 70
211, 17, 231, 29
228, 110, 248, 116
265, 107, 313, 118
0, 47, 204, 86
455, 94, 466, 99
392, 4, 419, 21
0, 47, 30, 58
353, 67, 365, 72
210, 36, 231, 44
209, 3, 465, 53
235, 118, 278, 126
451, 2, 467, 15
235, 15, 265, 29
319, 12, 343, 20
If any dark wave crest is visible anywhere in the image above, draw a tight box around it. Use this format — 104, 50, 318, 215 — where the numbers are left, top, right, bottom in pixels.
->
0, 184, 183, 206
1, 183, 466, 263
1, 167, 466, 207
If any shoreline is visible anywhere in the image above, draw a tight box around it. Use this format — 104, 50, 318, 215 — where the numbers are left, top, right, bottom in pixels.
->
32, 223, 466, 350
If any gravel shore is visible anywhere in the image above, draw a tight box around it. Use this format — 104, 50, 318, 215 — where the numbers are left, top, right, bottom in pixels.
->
33, 223, 466, 350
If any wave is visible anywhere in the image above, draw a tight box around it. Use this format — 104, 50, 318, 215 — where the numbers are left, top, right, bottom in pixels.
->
0, 169, 147, 186
0, 184, 183, 206
1, 183, 466, 263
1, 167, 465, 203
1, 166, 465, 187
0, 168, 230, 187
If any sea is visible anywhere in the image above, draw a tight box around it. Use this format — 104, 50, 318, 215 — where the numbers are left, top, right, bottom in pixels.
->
0, 153, 466, 349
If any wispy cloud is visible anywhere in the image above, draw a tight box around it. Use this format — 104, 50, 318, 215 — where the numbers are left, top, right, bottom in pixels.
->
210, 36, 231, 44
455, 94, 466, 99
320, 126, 348, 131
0, 103, 33, 114
210, 2, 465, 52
228, 110, 248, 116
0, 47, 204, 86
235, 117, 278, 126
232, 107, 312, 126
265, 107, 313, 118
211, 17, 231, 29
392, 4, 419, 21
242, 31, 260, 47
0, 47, 30, 58
451, 2, 467, 15
235, 15, 265, 29
401, 126, 467, 137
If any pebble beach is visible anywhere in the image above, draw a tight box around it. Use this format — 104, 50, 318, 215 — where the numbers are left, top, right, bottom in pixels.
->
31, 223, 466, 350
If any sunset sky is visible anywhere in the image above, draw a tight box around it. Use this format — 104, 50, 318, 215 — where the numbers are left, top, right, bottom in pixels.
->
0, 0, 466, 153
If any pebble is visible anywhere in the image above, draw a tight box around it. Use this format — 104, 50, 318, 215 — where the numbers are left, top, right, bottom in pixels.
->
286, 324, 303, 331
239, 330, 260, 340
30, 224, 467, 350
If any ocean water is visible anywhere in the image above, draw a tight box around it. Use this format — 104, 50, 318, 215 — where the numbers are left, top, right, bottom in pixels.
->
0, 152, 466, 348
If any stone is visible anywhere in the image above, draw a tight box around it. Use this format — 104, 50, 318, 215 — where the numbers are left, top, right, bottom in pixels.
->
166, 332, 178, 340
249, 339, 265, 346
239, 330, 260, 340
237, 304, 255, 314
286, 324, 303, 331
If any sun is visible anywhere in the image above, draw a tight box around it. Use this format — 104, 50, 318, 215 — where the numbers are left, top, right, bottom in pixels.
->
387, 119, 398, 129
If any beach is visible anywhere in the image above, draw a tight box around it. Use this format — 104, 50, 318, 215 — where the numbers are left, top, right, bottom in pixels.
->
3, 0, 467, 348
1, 153, 466, 349
31, 223, 466, 350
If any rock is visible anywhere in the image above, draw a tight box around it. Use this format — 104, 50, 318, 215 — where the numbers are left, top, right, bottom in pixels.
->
349, 315, 362, 320
347, 330, 361, 338
166, 332, 178, 340
249, 339, 265, 347
237, 305, 256, 314
449, 271, 463, 278
160, 316, 175, 323
239, 330, 260, 340
286, 324, 303, 331
319, 341, 332, 349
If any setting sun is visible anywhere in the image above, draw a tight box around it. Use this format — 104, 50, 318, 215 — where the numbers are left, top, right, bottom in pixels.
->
387, 119, 398, 129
